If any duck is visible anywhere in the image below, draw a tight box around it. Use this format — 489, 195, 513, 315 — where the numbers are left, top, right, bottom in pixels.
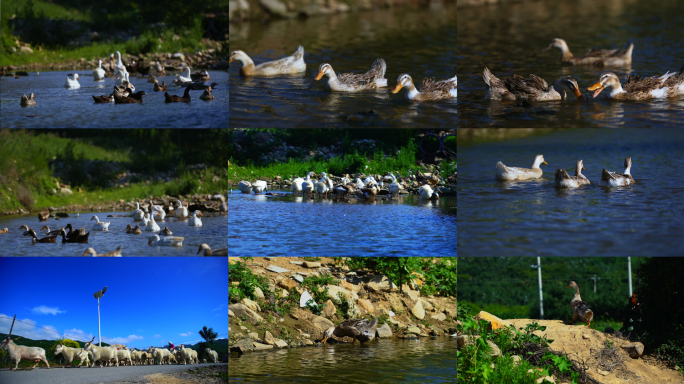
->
60, 228, 90, 243
113, 84, 131, 98
252, 180, 268, 194
131, 202, 145, 221
136, 58, 150, 76
0, 228, 8, 234
114, 51, 126, 77
587, 66, 684, 100
171, 78, 193, 87
145, 212, 160, 232
153, 80, 168, 92
176, 67, 193, 83
64, 223, 86, 239
148, 235, 184, 247
302, 173, 316, 198
82, 246, 123, 256
147, 74, 158, 84
543, 38, 633, 66
126, 59, 137, 75
151, 205, 166, 221
292, 173, 308, 196
316, 175, 330, 198
387, 172, 402, 197
419, 184, 434, 199
360, 184, 377, 200
20, 93, 36, 106
122, 72, 135, 92
554, 160, 590, 188
161, 227, 173, 235
64, 74, 80, 88
155, 61, 166, 76
320, 172, 334, 190
392, 74, 457, 101
25, 228, 58, 243
93, 60, 106, 80
355, 177, 365, 190
190, 70, 210, 81
315, 59, 387, 92
38, 210, 50, 221
115, 68, 128, 86
125, 224, 143, 234
341, 174, 351, 185
90, 215, 110, 231
483, 68, 583, 101
333, 183, 355, 197
230, 46, 306, 76
164, 86, 192, 102
495, 155, 547, 181
197, 243, 228, 256
92, 94, 114, 103
187, 82, 218, 91
199, 88, 214, 101
40, 225, 64, 236
567, 281, 593, 327
321, 318, 378, 345
114, 90, 146, 104
175, 200, 189, 218
599, 157, 634, 187
189, 210, 203, 227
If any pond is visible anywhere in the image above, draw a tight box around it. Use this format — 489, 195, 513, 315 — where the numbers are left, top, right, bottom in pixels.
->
228, 337, 457, 383
456, 0, 684, 127
229, 5, 457, 128
227, 190, 457, 256
457, 129, 684, 256
0, 70, 229, 128
0, 211, 227, 256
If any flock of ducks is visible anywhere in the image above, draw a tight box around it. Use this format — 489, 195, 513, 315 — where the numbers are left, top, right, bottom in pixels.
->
496, 155, 635, 188
20, 51, 217, 107
12, 199, 227, 256
484, 38, 684, 101
229, 46, 457, 101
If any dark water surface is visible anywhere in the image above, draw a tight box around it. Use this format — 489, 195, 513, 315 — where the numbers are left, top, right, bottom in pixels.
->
229, 5, 457, 128
0, 70, 228, 128
0, 211, 227, 256
228, 190, 456, 256
457, 0, 684, 127
228, 337, 457, 384
458, 129, 684, 256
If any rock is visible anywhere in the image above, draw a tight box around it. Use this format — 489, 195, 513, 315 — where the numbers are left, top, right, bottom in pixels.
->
405, 290, 421, 302
253, 342, 274, 351
302, 339, 314, 346
411, 300, 425, 320
597, 369, 610, 376
240, 326, 248, 331
292, 274, 304, 283
312, 315, 334, 332
376, 323, 393, 338
20, 46, 33, 54
273, 339, 289, 348
241, 298, 261, 312
263, 331, 276, 345
429, 327, 443, 336
300, 290, 317, 308
621, 342, 644, 358
230, 338, 254, 354
230, 303, 263, 324
421, 299, 433, 311
487, 340, 501, 357
536, 376, 555, 383
325, 285, 358, 301
289, 261, 303, 265
248, 332, 259, 340
512, 355, 521, 366
322, 300, 336, 319
340, 280, 358, 293
60, 187, 73, 195
303, 261, 321, 268
266, 265, 290, 273
375, 308, 390, 317
582, 334, 590, 340
228, 309, 235, 317
403, 334, 418, 340
345, 297, 362, 319
254, 287, 265, 300
357, 299, 375, 313
406, 326, 421, 335
431, 313, 447, 321
278, 277, 298, 291
259, 0, 289, 17
473, 311, 512, 331
364, 275, 398, 292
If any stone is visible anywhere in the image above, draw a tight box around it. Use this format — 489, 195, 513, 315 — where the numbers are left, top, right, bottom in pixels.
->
421, 299, 433, 311
411, 300, 425, 320
473, 311, 512, 331
60, 187, 73, 195
325, 285, 358, 301
300, 290, 317, 308
253, 342, 274, 351
406, 326, 421, 335
621, 342, 644, 358
289, 261, 303, 265
278, 277, 298, 291
536, 376, 555, 383
403, 334, 418, 340
582, 334, 590, 340
248, 332, 259, 340
375, 308, 390, 317
241, 298, 261, 312
302, 339, 314, 346
487, 340, 501, 357
263, 331, 276, 345
303, 261, 321, 268
357, 298, 375, 313
254, 287, 265, 300
376, 323, 393, 338
273, 339, 289, 348
322, 300, 336, 319
266, 265, 290, 273
405, 290, 421, 302
292, 274, 304, 283
312, 315, 334, 331
431, 313, 447, 321
429, 327, 442, 336
230, 338, 254, 354
512, 355, 521, 366
20, 46, 33, 54
230, 303, 263, 324
364, 275, 398, 292
228, 309, 235, 317
240, 326, 248, 331
259, 0, 290, 17
340, 280, 358, 293
597, 369, 610, 376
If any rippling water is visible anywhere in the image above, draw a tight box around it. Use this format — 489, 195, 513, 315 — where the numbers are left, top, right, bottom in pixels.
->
228, 337, 457, 384
457, 0, 684, 127
0, 211, 227, 256
457, 129, 684, 256
0, 70, 229, 128
227, 190, 456, 256
229, 5, 457, 127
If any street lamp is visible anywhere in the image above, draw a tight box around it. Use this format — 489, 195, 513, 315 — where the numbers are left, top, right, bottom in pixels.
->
93, 286, 107, 347
530, 257, 543, 319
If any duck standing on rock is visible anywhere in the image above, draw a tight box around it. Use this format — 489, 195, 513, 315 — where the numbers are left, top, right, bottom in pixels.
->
567, 281, 593, 327
321, 318, 378, 345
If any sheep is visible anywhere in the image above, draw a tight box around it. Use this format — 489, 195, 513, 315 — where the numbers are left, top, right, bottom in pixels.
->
54, 344, 89, 368
147, 346, 171, 365
109, 347, 132, 366
205, 348, 219, 364
0, 336, 50, 370
84, 337, 118, 367
179, 345, 199, 364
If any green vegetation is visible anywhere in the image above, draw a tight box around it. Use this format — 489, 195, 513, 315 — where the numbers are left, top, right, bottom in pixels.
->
228, 258, 271, 304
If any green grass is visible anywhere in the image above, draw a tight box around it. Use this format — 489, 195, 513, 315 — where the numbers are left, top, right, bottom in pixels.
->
460, 301, 530, 320
2, 0, 92, 22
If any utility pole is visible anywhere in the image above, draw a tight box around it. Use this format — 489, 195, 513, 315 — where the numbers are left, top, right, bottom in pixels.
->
531, 257, 544, 319
590, 274, 600, 293
627, 257, 633, 297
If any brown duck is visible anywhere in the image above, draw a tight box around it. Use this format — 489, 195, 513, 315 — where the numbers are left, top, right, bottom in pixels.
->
38, 210, 50, 221
568, 281, 593, 327
60, 228, 89, 243
164, 86, 192, 103
92, 94, 114, 103
114, 90, 147, 104
153, 80, 168, 92
125, 224, 143, 235
25, 228, 58, 243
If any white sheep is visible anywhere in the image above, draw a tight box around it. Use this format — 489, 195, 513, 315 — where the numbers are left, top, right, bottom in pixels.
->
205, 348, 219, 364
84, 337, 118, 367
0, 336, 50, 370
54, 344, 89, 368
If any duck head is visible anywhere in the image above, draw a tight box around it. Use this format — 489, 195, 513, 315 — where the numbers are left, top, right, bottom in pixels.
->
532, 155, 548, 168
587, 73, 622, 98
392, 74, 415, 94
315, 63, 333, 81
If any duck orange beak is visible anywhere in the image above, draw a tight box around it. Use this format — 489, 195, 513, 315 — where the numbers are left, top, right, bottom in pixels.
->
582, 165, 585, 170
315, 70, 325, 81
587, 81, 604, 98
391, 83, 403, 94
229, 58, 234, 63
572, 86, 583, 99
542, 161, 548, 165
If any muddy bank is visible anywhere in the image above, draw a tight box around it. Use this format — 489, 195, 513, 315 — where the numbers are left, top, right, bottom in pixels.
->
229, 257, 458, 354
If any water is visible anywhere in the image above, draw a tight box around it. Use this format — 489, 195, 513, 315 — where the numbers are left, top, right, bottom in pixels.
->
228, 337, 457, 383
0, 211, 227, 256
456, 0, 684, 127
229, 5, 457, 128
457, 129, 684, 256
227, 190, 457, 256
0, 70, 229, 128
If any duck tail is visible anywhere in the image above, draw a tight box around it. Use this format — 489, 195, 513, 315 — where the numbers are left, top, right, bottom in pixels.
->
483, 67, 494, 86
496, 161, 508, 173
371, 58, 387, 77
294, 45, 305, 60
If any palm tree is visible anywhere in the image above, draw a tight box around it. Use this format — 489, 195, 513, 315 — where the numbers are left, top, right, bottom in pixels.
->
199, 326, 218, 345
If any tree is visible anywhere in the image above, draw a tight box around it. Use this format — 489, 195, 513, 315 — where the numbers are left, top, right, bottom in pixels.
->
199, 326, 218, 345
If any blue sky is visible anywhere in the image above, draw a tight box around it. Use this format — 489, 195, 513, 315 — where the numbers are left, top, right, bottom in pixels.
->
0, 258, 227, 349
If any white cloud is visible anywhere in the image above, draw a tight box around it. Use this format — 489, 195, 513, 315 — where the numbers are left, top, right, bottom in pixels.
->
63, 328, 95, 342
153, 334, 161, 338
30, 306, 66, 315
213, 304, 225, 312
102, 335, 144, 344
0, 314, 60, 340
179, 332, 193, 337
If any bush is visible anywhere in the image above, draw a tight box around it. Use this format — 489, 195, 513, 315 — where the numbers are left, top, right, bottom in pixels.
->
228, 258, 271, 303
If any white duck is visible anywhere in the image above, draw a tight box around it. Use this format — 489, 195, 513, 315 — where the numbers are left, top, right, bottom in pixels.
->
150, 202, 166, 221
189, 210, 203, 227
114, 51, 126, 77
293, 172, 314, 196
419, 184, 434, 200
90, 215, 110, 231
123, 72, 135, 92
388, 172, 402, 197
316, 175, 330, 198
238, 181, 252, 193
140, 213, 150, 228
148, 235, 184, 247
320, 172, 334, 191
93, 60, 105, 80
176, 67, 192, 83
65, 74, 81, 88
131, 202, 145, 221
252, 180, 268, 194
145, 212, 160, 232
302, 173, 316, 198
495, 155, 547, 181
355, 177, 365, 189
175, 200, 189, 218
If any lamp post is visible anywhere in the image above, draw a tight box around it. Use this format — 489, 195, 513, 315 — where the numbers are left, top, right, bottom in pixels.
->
93, 286, 107, 347
531, 257, 544, 319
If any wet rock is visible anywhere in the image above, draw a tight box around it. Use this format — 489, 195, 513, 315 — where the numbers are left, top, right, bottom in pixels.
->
403, 334, 418, 340
230, 338, 254, 354
302, 339, 314, 346
376, 323, 393, 338
621, 342, 644, 358
322, 300, 336, 319
259, 0, 290, 17
273, 339, 289, 348
253, 342, 274, 351
406, 326, 421, 335
411, 300, 425, 320
230, 303, 263, 324
429, 327, 443, 336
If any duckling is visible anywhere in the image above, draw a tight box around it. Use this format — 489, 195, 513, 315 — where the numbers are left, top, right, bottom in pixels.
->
164, 86, 192, 102
20, 93, 36, 106
153, 80, 168, 92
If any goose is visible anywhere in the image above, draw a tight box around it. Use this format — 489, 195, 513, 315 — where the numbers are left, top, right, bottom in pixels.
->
64, 74, 81, 88
20, 93, 36, 106
175, 200, 189, 218
93, 60, 105, 80
599, 157, 634, 187
387, 172, 402, 197
316, 175, 330, 198
125, 224, 143, 234
355, 177, 365, 190
123, 72, 135, 92
293, 172, 315, 196
114, 51, 126, 76
161, 227, 173, 235
197, 243, 228, 256
302, 173, 316, 198
252, 180, 267, 194
176, 67, 193, 83
341, 174, 351, 185
188, 210, 203, 227
151, 205, 166, 221
164, 86, 192, 102
320, 172, 334, 190
148, 235, 184, 247
495, 155, 547, 181
238, 181, 252, 193
82, 246, 123, 257
145, 212, 160, 232
140, 213, 150, 228
131, 202, 145, 221
90, 216, 110, 231
419, 184, 434, 200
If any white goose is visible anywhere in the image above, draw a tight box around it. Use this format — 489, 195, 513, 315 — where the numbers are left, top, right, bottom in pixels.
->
93, 60, 105, 80
293, 172, 314, 196
355, 177, 365, 189
388, 172, 401, 197
65, 74, 81, 88
114, 51, 126, 77
145, 212, 160, 232
189, 210, 203, 227
302, 173, 316, 198
252, 180, 268, 194
419, 184, 433, 200
123, 72, 135, 92
140, 213, 150, 228
176, 67, 192, 83
90, 215, 110, 231
238, 181, 252, 193
150, 202, 166, 221
320, 172, 334, 190
115, 68, 128, 86
131, 202, 145, 221
175, 200, 189, 218
148, 235, 184, 247
316, 175, 330, 198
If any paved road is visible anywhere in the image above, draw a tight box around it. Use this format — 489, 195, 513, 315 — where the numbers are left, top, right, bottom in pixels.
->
0, 363, 226, 384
